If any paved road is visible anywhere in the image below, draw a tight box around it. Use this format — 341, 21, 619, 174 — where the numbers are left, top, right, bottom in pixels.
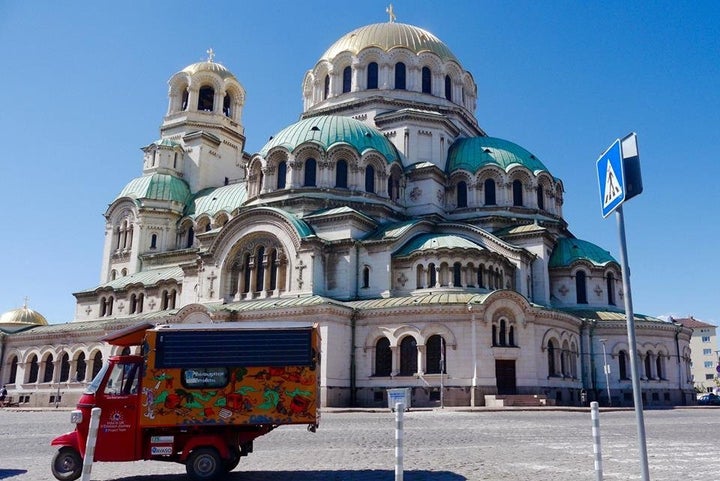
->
1, 407, 718, 480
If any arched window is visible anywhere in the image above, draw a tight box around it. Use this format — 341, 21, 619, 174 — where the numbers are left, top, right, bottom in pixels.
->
43, 354, 54, 383
477, 264, 485, 288
198, 86, 214, 111
76, 352, 87, 382
92, 352, 103, 379
508, 325, 515, 346
28, 355, 39, 383
453, 262, 462, 287
242, 253, 252, 294
367, 62, 378, 89
342, 66, 352, 93
304, 158, 317, 187
484, 179, 496, 205
426, 335, 446, 374
323, 75, 330, 99
421, 67, 432, 94
399, 337, 417, 376
60, 353, 70, 382
181, 89, 189, 110
362, 266, 370, 288
445, 75, 452, 100
269, 249, 278, 291
457, 181, 467, 208
537, 184, 545, 210
186, 227, 194, 248
395, 62, 406, 89
256, 247, 265, 292
121, 347, 131, 356
619, 350, 628, 379
365, 165, 375, 193
547, 341, 556, 376
607, 273, 616, 306
576, 271, 588, 304
492, 324, 498, 346
335, 159, 348, 188
428, 263, 437, 287
130, 294, 137, 314
150, 234, 157, 249
223, 93, 232, 117
375, 338, 392, 376
512, 180, 523, 206
499, 319, 507, 346
137, 293, 144, 313
277, 161, 287, 189
8, 355, 18, 384
644, 353, 653, 379
656, 354, 664, 379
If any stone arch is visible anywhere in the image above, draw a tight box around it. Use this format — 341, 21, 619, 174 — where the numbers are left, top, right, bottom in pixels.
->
419, 323, 457, 349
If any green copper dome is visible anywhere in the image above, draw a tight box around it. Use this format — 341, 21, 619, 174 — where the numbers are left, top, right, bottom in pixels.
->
548, 238, 617, 268
186, 183, 247, 218
395, 233, 484, 257
260, 115, 399, 164
321, 22, 458, 63
117, 173, 191, 204
447, 137, 550, 174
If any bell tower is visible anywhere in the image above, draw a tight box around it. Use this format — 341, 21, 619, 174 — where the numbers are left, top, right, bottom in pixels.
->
160, 50, 247, 192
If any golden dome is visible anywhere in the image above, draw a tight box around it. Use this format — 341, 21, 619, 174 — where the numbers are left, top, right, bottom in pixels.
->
181, 60, 236, 81
0, 304, 49, 327
321, 22, 458, 63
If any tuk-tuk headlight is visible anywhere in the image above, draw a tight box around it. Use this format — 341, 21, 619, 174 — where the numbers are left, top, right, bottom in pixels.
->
70, 410, 83, 424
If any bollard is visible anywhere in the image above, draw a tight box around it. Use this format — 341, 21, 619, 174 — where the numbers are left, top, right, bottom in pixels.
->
81, 407, 102, 481
591, 401, 603, 481
395, 402, 404, 481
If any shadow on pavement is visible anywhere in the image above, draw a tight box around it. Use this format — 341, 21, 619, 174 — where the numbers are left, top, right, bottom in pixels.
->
108, 470, 467, 480
0, 470, 27, 480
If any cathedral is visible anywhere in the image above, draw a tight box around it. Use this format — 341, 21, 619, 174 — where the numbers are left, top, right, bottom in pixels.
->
0, 15, 695, 408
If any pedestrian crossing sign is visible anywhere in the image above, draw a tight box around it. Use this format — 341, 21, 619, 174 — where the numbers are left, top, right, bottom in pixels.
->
597, 138, 625, 217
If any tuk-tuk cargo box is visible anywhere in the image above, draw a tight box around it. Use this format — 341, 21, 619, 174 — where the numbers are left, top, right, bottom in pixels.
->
119, 322, 320, 428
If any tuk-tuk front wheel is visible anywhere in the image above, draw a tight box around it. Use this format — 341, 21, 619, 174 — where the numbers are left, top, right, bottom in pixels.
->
51, 447, 83, 481
186, 447, 222, 481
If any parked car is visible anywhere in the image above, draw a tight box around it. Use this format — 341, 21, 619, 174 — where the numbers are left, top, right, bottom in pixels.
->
698, 393, 720, 406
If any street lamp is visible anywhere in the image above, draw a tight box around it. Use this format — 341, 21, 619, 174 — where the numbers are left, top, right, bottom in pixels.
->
599, 339, 612, 406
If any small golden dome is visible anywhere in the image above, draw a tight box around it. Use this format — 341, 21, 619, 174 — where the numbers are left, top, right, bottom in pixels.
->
181, 60, 236, 81
0, 303, 49, 327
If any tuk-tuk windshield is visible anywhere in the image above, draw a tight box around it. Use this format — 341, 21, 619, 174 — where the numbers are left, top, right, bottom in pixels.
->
85, 362, 110, 394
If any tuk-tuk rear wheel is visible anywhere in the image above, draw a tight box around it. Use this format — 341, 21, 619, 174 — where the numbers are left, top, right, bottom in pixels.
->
186, 447, 222, 481
51, 447, 83, 481
225, 446, 241, 472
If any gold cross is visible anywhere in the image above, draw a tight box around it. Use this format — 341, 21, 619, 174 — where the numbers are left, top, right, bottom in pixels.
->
386, 4, 396, 23
206, 48, 215, 62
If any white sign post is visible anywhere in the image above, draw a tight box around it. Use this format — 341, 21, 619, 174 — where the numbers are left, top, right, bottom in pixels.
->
596, 133, 648, 481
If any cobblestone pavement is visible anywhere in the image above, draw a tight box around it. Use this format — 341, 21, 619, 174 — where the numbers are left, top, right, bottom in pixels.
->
1, 407, 719, 481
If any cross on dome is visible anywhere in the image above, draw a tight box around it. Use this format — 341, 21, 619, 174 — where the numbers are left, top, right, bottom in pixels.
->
206, 48, 215, 62
386, 4, 396, 23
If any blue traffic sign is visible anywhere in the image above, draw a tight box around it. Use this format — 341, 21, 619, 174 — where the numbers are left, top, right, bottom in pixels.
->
597, 139, 625, 217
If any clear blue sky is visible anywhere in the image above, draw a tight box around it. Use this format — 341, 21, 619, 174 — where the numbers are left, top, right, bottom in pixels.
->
1, 1, 718, 326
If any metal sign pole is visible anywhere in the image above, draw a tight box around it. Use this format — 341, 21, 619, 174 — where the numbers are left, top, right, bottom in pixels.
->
616, 205, 650, 480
